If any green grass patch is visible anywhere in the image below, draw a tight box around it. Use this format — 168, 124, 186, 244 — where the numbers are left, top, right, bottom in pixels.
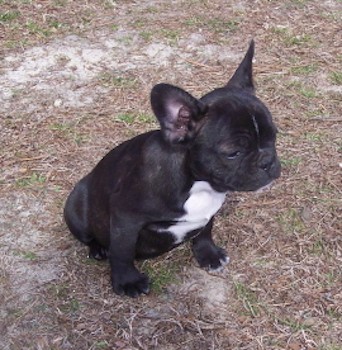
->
14, 250, 38, 261
5, 39, 29, 49
319, 345, 342, 350
51, 293, 81, 314
289, 0, 314, 7
234, 281, 261, 317
323, 271, 338, 287
285, 33, 313, 47
276, 316, 312, 332
184, 16, 240, 33
271, 27, 314, 47
93, 341, 110, 349
98, 72, 137, 88
330, 71, 342, 85
140, 30, 154, 41
115, 112, 156, 125
159, 28, 180, 44
285, 80, 319, 99
65, 298, 80, 313
50, 122, 88, 145
309, 239, 325, 255
291, 64, 318, 76
16, 172, 47, 187
136, 113, 155, 124
280, 156, 301, 168
208, 18, 240, 33
132, 19, 147, 29
0, 10, 20, 23
26, 21, 53, 37
48, 20, 64, 30
48, 283, 82, 315
50, 122, 74, 133
7, 307, 23, 319
276, 208, 306, 234
116, 113, 135, 125
116, 34, 133, 45
304, 132, 325, 143
141, 261, 180, 294
50, 284, 69, 299
145, 6, 158, 14
54, 0, 67, 6
299, 86, 318, 98
326, 307, 342, 321
184, 16, 203, 27
104, 0, 116, 9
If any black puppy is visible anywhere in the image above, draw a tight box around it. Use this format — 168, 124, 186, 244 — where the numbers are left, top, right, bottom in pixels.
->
64, 41, 281, 297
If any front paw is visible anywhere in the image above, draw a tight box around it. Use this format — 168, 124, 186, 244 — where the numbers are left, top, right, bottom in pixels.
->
112, 268, 150, 297
192, 242, 230, 272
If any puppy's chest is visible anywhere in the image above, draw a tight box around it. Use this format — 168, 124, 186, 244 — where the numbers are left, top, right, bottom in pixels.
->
162, 181, 226, 244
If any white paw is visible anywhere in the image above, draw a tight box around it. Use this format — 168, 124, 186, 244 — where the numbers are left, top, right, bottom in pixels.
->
208, 255, 230, 273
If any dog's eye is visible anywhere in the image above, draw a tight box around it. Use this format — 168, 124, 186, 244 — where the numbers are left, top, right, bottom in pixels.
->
226, 151, 241, 160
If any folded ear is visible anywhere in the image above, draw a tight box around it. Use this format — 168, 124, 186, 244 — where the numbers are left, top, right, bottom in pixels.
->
226, 40, 255, 93
150, 83, 207, 144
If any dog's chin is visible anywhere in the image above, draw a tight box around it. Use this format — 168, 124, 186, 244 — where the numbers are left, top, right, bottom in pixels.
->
215, 179, 275, 193
255, 181, 274, 193
210, 180, 264, 193
209, 179, 235, 193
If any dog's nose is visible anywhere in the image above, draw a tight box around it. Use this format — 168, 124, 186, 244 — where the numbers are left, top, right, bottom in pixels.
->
258, 150, 277, 172
260, 161, 274, 173
261, 157, 274, 171
261, 161, 271, 171
270, 158, 281, 178
258, 150, 281, 178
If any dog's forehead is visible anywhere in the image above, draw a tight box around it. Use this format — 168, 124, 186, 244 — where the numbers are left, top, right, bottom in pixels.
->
205, 96, 277, 144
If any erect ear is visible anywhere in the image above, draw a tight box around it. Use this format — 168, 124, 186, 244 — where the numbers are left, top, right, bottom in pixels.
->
150, 83, 207, 144
226, 40, 255, 93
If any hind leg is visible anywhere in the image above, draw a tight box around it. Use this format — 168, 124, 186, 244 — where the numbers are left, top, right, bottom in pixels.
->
64, 177, 107, 259
64, 178, 91, 241
88, 240, 108, 260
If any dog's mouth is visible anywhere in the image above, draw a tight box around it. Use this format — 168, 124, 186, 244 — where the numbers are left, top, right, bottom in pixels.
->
205, 176, 234, 193
215, 175, 277, 193
191, 159, 280, 193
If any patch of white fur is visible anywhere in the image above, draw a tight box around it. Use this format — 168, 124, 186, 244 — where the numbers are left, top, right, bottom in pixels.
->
165, 181, 226, 244
209, 255, 230, 273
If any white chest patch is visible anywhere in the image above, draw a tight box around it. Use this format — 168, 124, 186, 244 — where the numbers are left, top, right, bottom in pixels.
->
165, 181, 226, 244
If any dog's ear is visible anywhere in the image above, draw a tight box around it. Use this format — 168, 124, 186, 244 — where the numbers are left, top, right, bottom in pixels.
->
150, 83, 207, 144
226, 40, 255, 93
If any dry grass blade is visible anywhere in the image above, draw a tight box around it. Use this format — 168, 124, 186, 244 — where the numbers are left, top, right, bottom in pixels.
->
1, 0, 341, 349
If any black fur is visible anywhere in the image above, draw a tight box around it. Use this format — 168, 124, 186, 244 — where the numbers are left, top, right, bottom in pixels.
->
64, 41, 281, 297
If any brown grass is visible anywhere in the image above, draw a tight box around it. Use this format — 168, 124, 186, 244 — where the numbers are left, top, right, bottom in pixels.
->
0, 0, 341, 349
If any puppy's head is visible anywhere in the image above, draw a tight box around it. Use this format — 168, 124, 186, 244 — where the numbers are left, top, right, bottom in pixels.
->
150, 40, 281, 192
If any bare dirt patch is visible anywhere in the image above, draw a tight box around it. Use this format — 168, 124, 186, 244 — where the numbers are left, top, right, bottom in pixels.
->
1, 0, 341, 349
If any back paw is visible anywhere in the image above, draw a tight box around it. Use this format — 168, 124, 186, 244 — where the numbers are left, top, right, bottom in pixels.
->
88, 240, 108, 260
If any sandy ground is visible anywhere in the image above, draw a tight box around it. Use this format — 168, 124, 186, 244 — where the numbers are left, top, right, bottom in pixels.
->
1, 0, 341, 349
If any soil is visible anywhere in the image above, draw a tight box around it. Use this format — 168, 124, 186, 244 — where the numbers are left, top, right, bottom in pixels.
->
0, 0, 341, 349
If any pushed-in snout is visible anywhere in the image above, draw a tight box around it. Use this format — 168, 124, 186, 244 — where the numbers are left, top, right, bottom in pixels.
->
258, 149, 281, 178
